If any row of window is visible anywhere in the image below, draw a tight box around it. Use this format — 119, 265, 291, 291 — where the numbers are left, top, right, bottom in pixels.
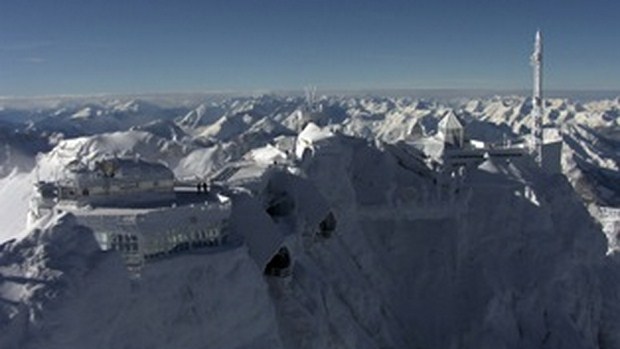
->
110, 234, 139, 253
59, 180, 175, 199
144, 228, 222, 253
96, 224, 227, 259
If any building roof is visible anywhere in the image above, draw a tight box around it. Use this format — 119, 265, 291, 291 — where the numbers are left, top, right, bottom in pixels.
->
466, 158, 526, 187
408, 135, 445, 161
407, 120, 425, 140
438, 111, 464, 131
246, 144, 289, 165
297, 122, 335, 145
64, 158, 174, 188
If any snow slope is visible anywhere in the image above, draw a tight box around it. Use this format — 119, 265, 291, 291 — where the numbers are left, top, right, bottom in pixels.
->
0, 170, 33, 242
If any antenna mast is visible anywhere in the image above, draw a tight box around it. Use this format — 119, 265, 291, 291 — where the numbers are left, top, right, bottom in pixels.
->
304, 86, 317, 113
531, 30, 543, 165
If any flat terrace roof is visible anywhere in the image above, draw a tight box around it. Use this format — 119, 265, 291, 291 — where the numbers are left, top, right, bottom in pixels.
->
445, 146, 527, 158
60, 186, 228, 216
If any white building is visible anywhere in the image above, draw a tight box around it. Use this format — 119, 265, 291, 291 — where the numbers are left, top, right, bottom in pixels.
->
406, 120, 426, 141
30, 156, 232, 271
69, 195, 231, 269
31, 157, 176, 220
295, 122, 339, 162
437, 111, 465, 148
56, 158, 175, 207
404, 111, 530, 172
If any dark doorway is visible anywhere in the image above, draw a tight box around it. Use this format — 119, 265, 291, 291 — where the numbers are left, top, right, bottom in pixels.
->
318, 211, 337, 238
264, 247, 292, 277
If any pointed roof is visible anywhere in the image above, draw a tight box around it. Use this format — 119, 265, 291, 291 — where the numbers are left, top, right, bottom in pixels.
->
438, 110, 463, 131
407, 120, 425, 139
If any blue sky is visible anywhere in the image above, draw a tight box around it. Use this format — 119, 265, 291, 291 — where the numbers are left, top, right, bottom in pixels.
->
0, 0, 619, 96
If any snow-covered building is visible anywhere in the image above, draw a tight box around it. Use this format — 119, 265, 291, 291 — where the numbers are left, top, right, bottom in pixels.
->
437, 110, 465, 148
209, 161, 279, 195
405, 120, 426, 141
37, 158, 176, 208
30, 181, 58, 218
70, 194, 231, 269
404, 110, 530, 171
230, 192, 293, 277
402, 30, 564, 174
294, 122, 338, 161
30, 157, 233, 271
211, 152, 337, 277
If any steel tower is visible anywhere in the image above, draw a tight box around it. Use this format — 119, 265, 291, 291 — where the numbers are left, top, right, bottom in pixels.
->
531, 30, 543, 165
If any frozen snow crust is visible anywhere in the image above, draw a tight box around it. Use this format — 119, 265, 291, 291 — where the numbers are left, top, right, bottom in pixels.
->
0, 94, 618, 348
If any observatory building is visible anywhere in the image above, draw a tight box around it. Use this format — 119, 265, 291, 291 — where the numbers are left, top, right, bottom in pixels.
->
30, 156, 232, 270
404, 30, 561, 174
55, 158, 175, 206
405, 110, 528, 170
437, 111, 465, 148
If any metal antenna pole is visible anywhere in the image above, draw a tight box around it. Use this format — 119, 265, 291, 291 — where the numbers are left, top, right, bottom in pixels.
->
531, 30, 544, 165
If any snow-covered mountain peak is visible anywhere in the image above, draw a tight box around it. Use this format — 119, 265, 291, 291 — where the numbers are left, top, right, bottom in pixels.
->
0, 93, 618, 349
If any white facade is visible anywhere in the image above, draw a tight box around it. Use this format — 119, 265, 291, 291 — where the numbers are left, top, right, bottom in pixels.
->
72, 196, 232, 268
30, 156, 234, 270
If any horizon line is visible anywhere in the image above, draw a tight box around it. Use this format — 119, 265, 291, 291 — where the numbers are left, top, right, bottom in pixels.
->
1, 87, 619, 101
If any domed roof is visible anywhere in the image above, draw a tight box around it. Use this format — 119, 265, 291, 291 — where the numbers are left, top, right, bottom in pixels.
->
65, 157, 174, 188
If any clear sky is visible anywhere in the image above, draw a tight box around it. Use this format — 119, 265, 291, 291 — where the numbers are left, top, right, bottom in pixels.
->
0, 0, 619, 96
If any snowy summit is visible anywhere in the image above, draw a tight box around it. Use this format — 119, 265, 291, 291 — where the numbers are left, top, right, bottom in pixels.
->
0, 30, 618, 349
